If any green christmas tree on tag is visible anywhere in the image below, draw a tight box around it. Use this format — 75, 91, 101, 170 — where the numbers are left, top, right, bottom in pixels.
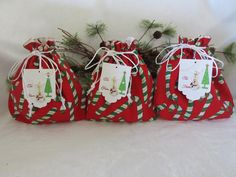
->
201, 64, 210, 89
119, 71, 126, 95
44, 73, 52, 97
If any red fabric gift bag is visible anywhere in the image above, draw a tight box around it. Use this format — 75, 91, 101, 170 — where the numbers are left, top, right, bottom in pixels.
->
154, 36, 234, 121
85, 39, 156, 122
8, 38, 86, 124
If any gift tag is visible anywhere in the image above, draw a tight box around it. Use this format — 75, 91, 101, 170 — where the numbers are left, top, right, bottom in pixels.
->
22, 69, 56, 108
178, 59, 213, 101
99, 62, 132, 103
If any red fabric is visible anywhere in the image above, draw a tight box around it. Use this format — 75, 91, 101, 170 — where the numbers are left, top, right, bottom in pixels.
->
8, 38, 86, 124
154, 36, 234, 120
86, 40, 156, 122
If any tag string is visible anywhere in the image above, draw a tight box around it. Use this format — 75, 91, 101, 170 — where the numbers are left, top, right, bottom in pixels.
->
85, 47, 140, 103
155, 43, 224, 78
8, 49, 66, 116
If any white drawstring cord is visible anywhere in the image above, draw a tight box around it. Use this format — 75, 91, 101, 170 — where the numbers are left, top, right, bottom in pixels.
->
155, 43, 224, 77
8, 49, 66, 117
85, 47, 140, 103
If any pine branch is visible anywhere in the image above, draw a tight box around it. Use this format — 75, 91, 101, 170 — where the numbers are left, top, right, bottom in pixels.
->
161, 25, 176, 37
86, 22, 107, 42
222, 42, 236, 63
143, 31, 163, 50
138, 19, 163, 42
58, 28, 97, 57
212, 42, 236, 63
57, 28, 101, 79
139, 19, 163, 29
138, 20, 175, 52
143, 38, 155, 50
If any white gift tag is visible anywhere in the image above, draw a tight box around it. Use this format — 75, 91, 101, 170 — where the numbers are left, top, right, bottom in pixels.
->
99, 62, 132, 103
178, 59, 213, 101
22, 69, 56, 108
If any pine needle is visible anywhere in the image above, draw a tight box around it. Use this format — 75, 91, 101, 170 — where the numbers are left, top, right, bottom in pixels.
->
140, 19, 163, 29
138, 19, 163, 42
223, 42, 236, 63
61, 32, 80, 47
161, 25, 176, 37
86, 22, 107, 41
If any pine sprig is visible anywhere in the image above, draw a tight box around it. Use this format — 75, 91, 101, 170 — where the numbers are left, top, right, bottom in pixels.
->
139, 19, 163, 29
57, 22, 235, 82
61, 32, 80, 47
138, 19, 176, 51
211, 42, 236, 63
222, 42, 236, 63
138, 19, 163, 42
161, 25, 176, 37
86, 22, 107, 42
58, 28, 97, 59
57, 28, 100, 89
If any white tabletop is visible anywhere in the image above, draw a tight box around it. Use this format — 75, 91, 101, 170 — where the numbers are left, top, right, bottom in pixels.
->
1, 112, 236, 177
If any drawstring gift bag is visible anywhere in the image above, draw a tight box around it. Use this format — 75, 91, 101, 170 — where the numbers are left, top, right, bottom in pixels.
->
8, 38, 86, 124
154, 36, 234, 120
85, 38, 156, 122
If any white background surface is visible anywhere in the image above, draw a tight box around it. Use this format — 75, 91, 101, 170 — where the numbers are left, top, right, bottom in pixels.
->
1, 116, 236, 177
0, 0, 236, 177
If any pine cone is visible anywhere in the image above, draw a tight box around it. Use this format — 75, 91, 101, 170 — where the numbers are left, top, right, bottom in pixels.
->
100, 41, 106, 47
153, 31, 162, 39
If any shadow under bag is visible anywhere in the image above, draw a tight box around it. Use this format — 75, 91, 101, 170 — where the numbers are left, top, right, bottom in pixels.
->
8, 38, 86, 124
154, 36, 234, 120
